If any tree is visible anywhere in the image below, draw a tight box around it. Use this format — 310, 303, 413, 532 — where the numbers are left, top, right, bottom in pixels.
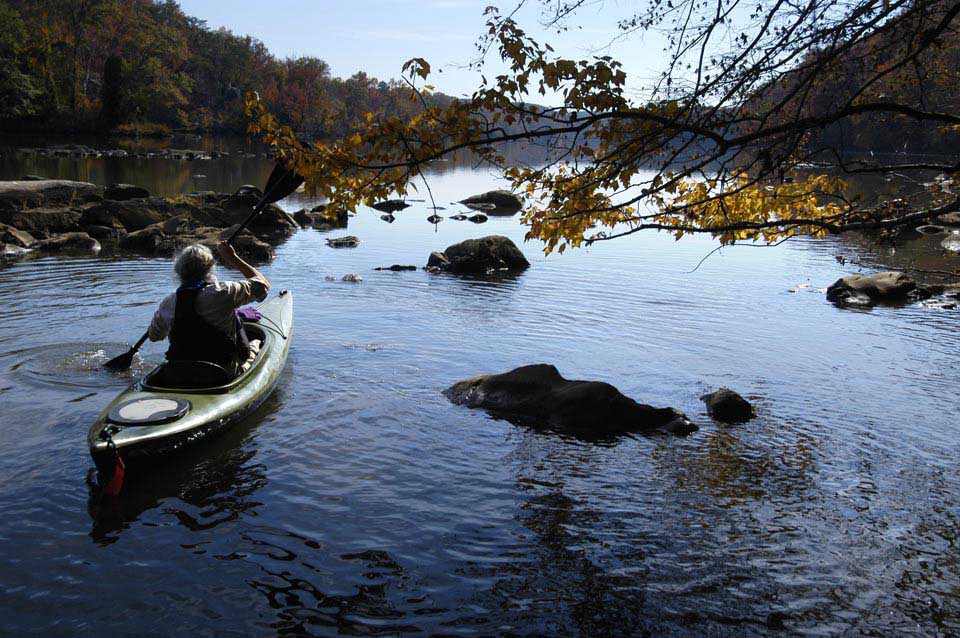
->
100, 53, 122, 128
248, 0, 960, 254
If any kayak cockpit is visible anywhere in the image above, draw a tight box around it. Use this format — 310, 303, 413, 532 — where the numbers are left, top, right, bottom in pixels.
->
140, 323, 270, 394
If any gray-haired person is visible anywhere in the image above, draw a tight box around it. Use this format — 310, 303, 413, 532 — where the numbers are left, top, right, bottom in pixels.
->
148, 241, 270, 376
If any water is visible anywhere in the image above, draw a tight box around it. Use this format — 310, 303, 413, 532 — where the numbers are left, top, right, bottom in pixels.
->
1, 141, 960, 636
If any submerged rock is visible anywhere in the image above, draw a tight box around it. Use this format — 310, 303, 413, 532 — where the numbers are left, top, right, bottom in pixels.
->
468, 213, 488, 224
427, 235, 529, 275
380, 214, 395, 223
342, 273, 363, 282
701, 388, 754, 423
826, 271, 918, 306
374, 264, 417, 271
427, 214, 443, 224
327, 235, 360, 248
443, 364, 696, 436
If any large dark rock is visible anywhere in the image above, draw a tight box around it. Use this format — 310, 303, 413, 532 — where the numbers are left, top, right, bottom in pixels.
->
0, 179, 101, 211
0, 207, 82, 235
701, 388, 754, 423
371, 199, 409, 213
104, 183, 150, 201
443, 364, 696, 436
459, 190, 522, 213
427, 235, 530, 275
826, 271, 918, 306
36, 232, 101, 253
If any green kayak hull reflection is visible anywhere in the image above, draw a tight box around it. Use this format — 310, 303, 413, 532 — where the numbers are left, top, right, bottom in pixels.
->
88, 291, 293, 475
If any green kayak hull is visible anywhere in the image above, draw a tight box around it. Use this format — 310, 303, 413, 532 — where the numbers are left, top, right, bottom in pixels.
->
88, 290, 293, 476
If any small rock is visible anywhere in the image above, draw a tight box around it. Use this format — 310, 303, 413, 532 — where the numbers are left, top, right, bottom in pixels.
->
700, 388, 754, 423
426, 251, 450, 270
937, 211, 960, 227
380, 214, 395, 223
427, 214, 443, 223
921, 299, 958, 310
1, 243, 32, 260
0, 222, 36, 248
468, 213, 488, 224
450, 214, 467, 221
374, 264, 417, 271
326, 235, 360, 248
342, 274, 363, 282
941, 235, 960, 253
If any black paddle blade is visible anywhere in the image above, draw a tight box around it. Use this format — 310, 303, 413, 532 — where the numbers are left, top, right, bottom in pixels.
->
262, 162, 305, 204
103, 347, 136, 371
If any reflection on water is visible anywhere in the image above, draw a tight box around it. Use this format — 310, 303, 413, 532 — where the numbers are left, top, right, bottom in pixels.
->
1, 140, 960, 636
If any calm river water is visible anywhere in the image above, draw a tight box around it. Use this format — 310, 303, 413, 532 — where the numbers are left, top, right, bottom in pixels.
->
1, 137, 959, 636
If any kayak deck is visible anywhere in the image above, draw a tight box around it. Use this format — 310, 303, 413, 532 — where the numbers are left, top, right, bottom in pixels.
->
88, 291, 293, 474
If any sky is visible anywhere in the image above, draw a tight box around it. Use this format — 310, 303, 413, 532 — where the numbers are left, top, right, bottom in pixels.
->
175, 0, 667, 104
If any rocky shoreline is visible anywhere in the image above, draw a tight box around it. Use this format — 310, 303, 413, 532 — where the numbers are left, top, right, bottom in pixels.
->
0, 179, 330, 264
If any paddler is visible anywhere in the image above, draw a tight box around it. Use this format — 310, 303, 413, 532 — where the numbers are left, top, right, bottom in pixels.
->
148, 241, 269, 376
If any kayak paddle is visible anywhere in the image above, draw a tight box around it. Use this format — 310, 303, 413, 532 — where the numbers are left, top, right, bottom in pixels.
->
103, 161, 304, 371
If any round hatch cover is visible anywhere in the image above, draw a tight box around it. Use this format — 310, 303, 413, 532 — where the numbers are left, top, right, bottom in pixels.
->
107, 397, 190, 425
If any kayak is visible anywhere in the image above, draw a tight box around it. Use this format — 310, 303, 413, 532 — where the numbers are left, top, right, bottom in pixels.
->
88, 290, 293, 477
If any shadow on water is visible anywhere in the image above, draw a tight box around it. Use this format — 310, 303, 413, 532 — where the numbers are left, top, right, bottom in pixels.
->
86, 392, 281, 545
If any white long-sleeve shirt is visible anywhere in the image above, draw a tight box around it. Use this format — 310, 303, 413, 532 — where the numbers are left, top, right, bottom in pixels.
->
148, 273, 269, 343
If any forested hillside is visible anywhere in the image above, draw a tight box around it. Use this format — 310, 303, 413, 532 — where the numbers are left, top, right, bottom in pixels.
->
753, 0, 960, 158
0, 0, 449, 136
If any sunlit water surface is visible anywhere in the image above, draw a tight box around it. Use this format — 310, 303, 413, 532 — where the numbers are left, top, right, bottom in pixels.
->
1, 143, 959, 637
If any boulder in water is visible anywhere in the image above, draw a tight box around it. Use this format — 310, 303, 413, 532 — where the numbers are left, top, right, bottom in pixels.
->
701, 388, 754, 423
427, 235, 529, 275
826, 271, 918, 306
371, 199, 409, 213
443, 364, 696, 436
326, 235, 360, 248
459, 190, 522, 213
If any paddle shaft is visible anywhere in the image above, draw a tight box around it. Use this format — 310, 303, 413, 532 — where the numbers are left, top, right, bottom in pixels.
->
131, 331, 149, 352
227, 197, 270, 246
